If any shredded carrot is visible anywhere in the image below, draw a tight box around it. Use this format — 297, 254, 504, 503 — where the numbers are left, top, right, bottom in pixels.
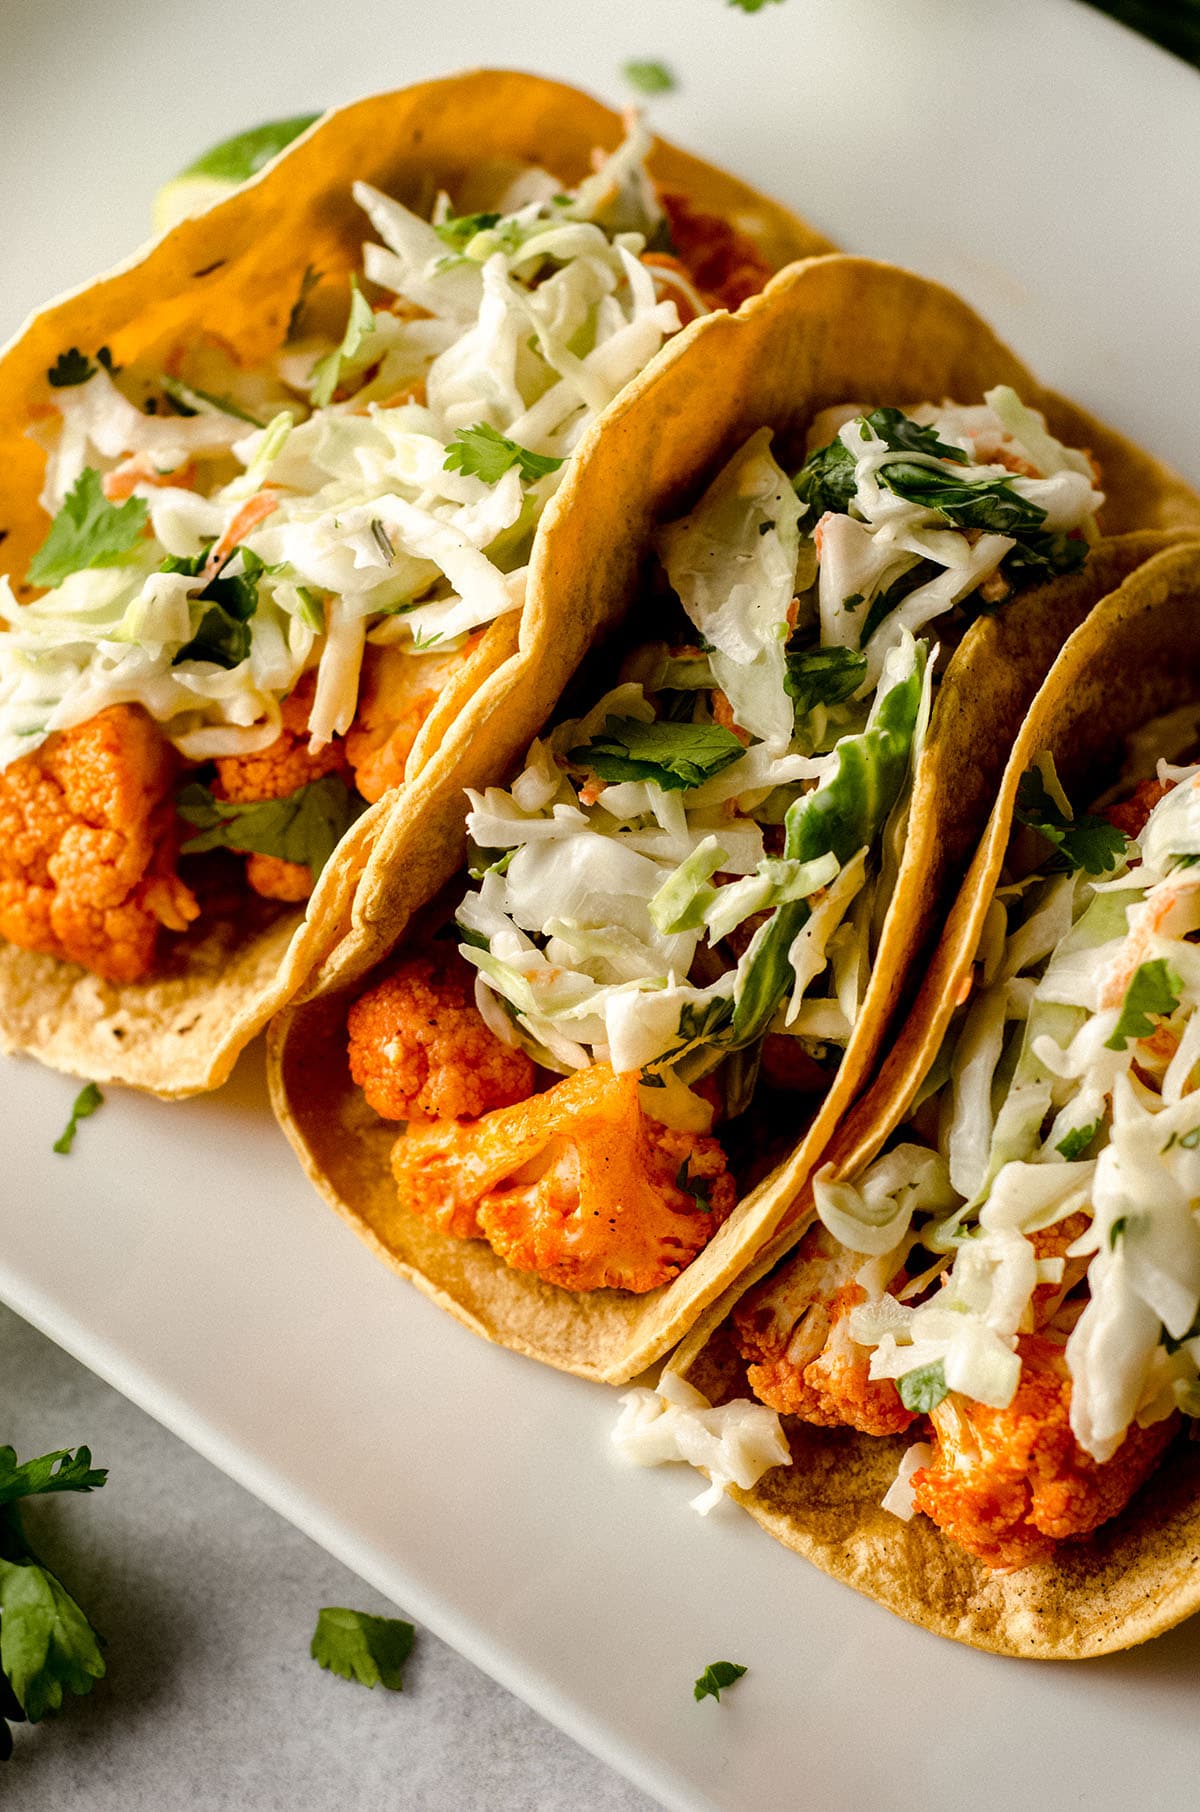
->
206, 490, 279, 572
102, 455, 197, 502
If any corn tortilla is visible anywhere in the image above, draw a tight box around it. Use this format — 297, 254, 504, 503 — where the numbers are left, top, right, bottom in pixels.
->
269, 253, 1200, 1383
0, 70, 828, 1095
672, 540, 1200, 1658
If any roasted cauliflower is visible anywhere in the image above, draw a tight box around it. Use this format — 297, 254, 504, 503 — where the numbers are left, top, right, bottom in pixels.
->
389, 1062, 737, 1292
347, 946, 535, 1122
0, 704, 198, 983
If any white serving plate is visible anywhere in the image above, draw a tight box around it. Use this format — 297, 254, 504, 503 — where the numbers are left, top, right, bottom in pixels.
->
3, 3, 1200, 1807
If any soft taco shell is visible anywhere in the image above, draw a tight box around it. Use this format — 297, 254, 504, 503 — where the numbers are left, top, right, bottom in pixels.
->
672, 539, 1200, 1658
0, 70, 830, 1096
268, 250, 1200, 1384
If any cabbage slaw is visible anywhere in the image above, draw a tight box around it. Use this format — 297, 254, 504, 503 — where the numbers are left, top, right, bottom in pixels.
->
0, 121, 686, 772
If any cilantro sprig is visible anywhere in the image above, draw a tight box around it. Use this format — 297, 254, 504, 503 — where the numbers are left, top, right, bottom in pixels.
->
0, 1446, 108, 1758
52, 1084, 104, 1156
1015, 765, 1127, 876
26, 469, 149, 589
310, 1608, 414, 1691
784, 645, 867, 722
177, 774, 362, 882
1105, 959, 1183, 1051
166, 545, 266, 669
46, 346, 117, 389
1055, 1119, 1101, 1162
443, 424, 564, 486
693, 1660, 747, 1702
570, 716, 745, 793
793, 408, 966, 519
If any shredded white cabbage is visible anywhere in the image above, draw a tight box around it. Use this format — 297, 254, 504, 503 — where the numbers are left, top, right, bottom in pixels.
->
611, 1370, 791, 1513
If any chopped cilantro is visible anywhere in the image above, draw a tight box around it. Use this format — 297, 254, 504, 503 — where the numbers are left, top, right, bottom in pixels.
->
674, 1158, 712, 1211
622, 59, 677, 93
1055, 1119, 1100, 1161
433, 210, 502, 252
168, 545, 265, 668
52, 1084, 104, 1156
793, 407, 966, 519
46, 349, 96, 388
1015, 764, 1127, 876
443, 423, 564, 486
896, 1360, 949, 1414
160, 377, 264, 427
727, 0, 784, 10
570, 716, 745, 793
309, 277, 376, 408
1105, 958, 1183, 1051
310, 1607, 414, 1691
0, 1445, 108, 1754
694, 1661, 747, 1703
784, 644, 867, 721
286, 264, 322, 342
26, 469, 148, 589
879, 463, 1046, 534
177, 774, 362, 882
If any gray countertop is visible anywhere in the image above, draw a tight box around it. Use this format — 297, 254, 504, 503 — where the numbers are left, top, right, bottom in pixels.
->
1, 1304, 655, 1810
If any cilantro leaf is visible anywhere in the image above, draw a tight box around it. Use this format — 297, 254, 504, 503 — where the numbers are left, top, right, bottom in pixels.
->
0, 1449, 107, 1510
0, 1445, 109, 1740
1105, 959, 1183, 1051
46, 349, 96, 388
52, 1084, 104, 1156
784, 645, 867, 721
1055, 1119, 1100, 1161
26, 469, 148, 589
693, 1660, 747, 1702
792, 407, 966, 519
169, 546, 265, 668
570, 716, 745, 792
897, 1360, 949, 1414
1015, 766, 1127, 876
622, 59, 677, 94
309, 277, 376, 408
433, 211, 501, 252
160, 378, 264, 427
310, 1607, 414, 1691
0, 1561, 106, 1724
879, 462, 1047, 535
443, 423, 564, 486
726, 0, 784, 10
177, 775, 361, 882
286, 264, 322, 342
674, 1158, 712, 1212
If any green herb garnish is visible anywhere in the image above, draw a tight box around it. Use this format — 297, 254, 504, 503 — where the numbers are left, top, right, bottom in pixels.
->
571, 716, 745, 793
1105, 959, 1184, 1051
52, 1084, 104, 1156
26, 469, 148, 589
443, 423, 564, 486
693, 1661, 747, 1703
310, 1608, 414, 1691
177, 774, 361, 882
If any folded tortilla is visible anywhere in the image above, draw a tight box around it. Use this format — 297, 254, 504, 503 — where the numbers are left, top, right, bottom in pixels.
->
671, 538, 1200, 1658
0, 70, 829, 1096
269, 252, 1200, 1384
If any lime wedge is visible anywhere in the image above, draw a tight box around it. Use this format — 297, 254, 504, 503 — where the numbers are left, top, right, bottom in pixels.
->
153, 113, 320, 232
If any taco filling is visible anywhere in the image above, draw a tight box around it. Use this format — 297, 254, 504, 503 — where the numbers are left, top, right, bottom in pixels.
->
733, 733, 1200, 1570
344, 393, 1103, 1295
0, 118, 773, 984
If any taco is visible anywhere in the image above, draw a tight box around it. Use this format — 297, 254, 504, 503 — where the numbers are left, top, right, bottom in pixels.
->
269, 253, 1199, 1384
663, 539, 1200, 1658
0, 70, 826, 1095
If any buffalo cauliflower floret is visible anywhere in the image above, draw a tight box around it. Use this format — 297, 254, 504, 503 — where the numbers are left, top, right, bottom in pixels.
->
734, 1223, 915, 1437
390, 1063, 737, 1292
214, 677, 349, 902
345, 638, 481, 806
658, 190, 775, 309
347, 946, 535, 1122
914, 1335, 1178, 1571
1104, 776, 1174, 842
0, 704, 198, 983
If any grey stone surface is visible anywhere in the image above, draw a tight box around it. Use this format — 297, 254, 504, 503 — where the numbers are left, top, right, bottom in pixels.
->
0, 1304, 656, 1810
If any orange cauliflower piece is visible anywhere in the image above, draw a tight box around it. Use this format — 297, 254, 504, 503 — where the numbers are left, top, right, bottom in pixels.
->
390, 1063, 737, 1292
1105, 776, 1174, 842
213, 677, 349, 903
658, 190, 775, 309
0, 704, 198, 983
914, 1335, 1179, 1571
345, 637, 481, 805
347, 946, 535, 1122
734, 1223, 915, 1438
